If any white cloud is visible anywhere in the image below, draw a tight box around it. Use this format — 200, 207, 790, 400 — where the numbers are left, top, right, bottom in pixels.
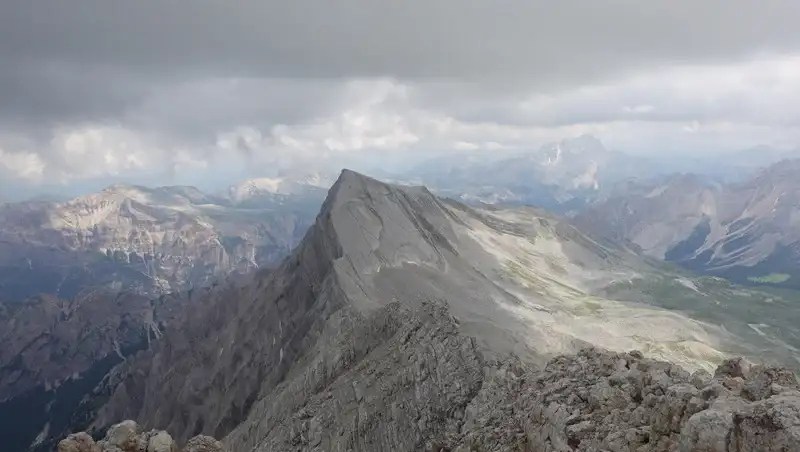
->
0, 125, 216, 185
3, 55, 800, 188
0, 148, 45, 181
512, 54, 800, 128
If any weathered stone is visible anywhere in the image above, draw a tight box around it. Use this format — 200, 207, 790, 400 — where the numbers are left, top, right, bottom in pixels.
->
743, 365, 800, 401
58, 432, 101, 452
732, 394, 800, 450
100, 420, 140, 451
58, 422, 223, 452
181, 436, 225, 452
715, 357, 752, 379
146, 431, 177, 452
690, 369, 712, 389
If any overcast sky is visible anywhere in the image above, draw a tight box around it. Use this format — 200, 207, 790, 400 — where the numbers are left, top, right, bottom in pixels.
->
2, 0, 800, 194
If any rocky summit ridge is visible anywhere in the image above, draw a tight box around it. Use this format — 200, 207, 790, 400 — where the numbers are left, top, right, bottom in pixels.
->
49, 169, 800, 452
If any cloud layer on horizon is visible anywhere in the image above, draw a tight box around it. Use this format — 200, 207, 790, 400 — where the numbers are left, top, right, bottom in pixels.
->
2, 1, 800, 187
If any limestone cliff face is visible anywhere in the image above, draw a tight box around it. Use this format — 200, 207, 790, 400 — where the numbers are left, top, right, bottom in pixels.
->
0, 287, 205, 452
47, 170, 800, 452
0, 292, 168, 402
0, 184, 316, 301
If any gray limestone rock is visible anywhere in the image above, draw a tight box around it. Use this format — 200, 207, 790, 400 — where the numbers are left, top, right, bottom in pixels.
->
742, 365, 800, 401
58, 432, 102, 452
98, 420, 141, 451
715, 357, 752, 380
428, 348, 800, 452
182, 436, 225, 452
58, 421, 224, 452
147, 431, 177, 452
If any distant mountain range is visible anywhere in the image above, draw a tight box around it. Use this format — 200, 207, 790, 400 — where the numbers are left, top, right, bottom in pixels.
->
577, 159, 800, 288
680, 145, 800, 181
10, 170, 800, 452
404, 135, 641, 212
401, 135, 799, 214
0, 175, 329, 302
225, 173, 335, 205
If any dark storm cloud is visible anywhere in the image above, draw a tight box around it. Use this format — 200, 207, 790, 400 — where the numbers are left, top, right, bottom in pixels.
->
0, 63, 156, 128
125, 78, 346, 141
2, 0, 800, 126
4, 0, 800, 79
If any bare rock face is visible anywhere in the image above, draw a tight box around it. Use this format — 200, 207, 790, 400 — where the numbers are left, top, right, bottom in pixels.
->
58, 421, 224, 452
182, 436, 225, 452
0, 291, 187, 402
0, 287, 205, 452
0, 183, 318, 302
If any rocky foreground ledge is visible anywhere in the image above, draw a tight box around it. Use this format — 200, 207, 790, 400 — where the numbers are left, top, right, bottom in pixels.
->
57, 420, 225, 452
441, 349, 800, 452
58, 348, 800, 452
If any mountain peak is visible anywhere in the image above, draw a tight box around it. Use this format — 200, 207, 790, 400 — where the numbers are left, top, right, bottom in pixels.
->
320, 169, 434, 261
332, 168, 387, 191
325, 169, 399, 208
226, 172, 334, 203
336, 167, 371, 183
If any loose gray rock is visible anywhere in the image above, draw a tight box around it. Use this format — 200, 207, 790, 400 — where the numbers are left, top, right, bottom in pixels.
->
98, 420, 140, 451
58, 432, 101, 452
58, 421, 225, 452
431, 348, 800, 452
147, 431, 177, 452
182, 436, 226, 452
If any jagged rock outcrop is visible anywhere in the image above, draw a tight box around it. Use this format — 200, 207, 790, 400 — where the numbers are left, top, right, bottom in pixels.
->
58, 420, 225, 452
436, 349, 800, 451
